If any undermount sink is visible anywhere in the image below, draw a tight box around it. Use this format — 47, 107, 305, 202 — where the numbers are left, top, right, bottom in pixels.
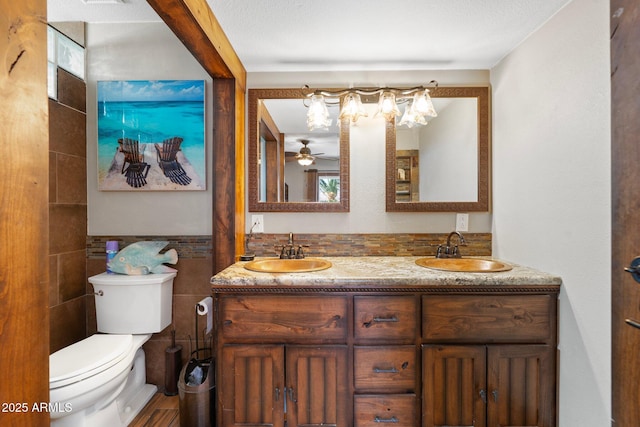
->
244, 258, 332, 273
415, 257, 512, 273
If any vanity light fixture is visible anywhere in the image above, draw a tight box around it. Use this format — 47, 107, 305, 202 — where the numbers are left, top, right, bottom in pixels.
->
375, 91, 401, 120
303, 81, 438, 130
338, 93, 368, 123
307, 94, 332, 131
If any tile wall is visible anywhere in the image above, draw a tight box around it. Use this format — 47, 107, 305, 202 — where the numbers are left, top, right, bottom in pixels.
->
49, 68, 88, 353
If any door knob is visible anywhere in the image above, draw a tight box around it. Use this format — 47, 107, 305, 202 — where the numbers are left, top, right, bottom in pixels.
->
625, 318, 640, 330
624, 257, 640, 283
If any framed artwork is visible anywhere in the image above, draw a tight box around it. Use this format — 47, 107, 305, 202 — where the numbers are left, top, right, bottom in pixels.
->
97, 79, 206, 190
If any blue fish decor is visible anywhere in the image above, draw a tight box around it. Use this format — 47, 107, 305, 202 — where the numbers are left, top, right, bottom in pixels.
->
107, 241, 178, 275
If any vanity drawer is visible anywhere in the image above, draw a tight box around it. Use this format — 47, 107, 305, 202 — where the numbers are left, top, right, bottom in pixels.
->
220, 295, 347, 342
354, 296, 418, 342
422, 295, 553, 342
354, 346, 417, 392
354, 394, 417, 427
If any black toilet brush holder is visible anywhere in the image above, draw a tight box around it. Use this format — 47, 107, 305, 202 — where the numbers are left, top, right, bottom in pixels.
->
164, 329, 182, 396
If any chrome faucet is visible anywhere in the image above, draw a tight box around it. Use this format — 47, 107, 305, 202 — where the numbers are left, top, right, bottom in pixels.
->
279, 232, 307, 259
436, 231, 467, 258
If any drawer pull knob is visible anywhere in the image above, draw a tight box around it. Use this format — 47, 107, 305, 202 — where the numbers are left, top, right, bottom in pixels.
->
373, 367, 399, 374
374, 416, 399, 423
364, 316, 399, 328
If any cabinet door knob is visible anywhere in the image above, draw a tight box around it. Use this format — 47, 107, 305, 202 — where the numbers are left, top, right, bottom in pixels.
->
288, 386, 297, 403
479, 389, 487, 404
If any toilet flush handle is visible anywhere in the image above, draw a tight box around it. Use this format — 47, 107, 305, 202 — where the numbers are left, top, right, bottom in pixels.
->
93, 290, 104, 296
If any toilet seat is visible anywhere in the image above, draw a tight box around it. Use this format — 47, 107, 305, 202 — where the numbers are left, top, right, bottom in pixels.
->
50, 334, 133, 389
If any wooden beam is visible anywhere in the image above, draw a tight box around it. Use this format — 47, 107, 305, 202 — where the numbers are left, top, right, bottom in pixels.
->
212, 79, 237, 272
0, 0, 50, 424
235, 80, 246, 259
148, 0, 248, 268
146, 0, 247, 91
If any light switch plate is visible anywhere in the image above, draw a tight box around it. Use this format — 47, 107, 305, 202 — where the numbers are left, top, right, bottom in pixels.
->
456, 213, 469, 232
251, 215, 264, 233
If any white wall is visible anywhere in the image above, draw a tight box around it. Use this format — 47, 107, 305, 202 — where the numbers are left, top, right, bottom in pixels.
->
86, 23, 213, 236
247, 71, 493, 233
491, 0, 611, 424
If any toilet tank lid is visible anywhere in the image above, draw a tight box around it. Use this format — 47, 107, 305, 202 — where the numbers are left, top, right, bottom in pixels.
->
50, 334, 133, 386
88, 272, 176, 285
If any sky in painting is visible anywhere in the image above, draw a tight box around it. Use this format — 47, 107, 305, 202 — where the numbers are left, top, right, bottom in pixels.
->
98, 80, 205, 102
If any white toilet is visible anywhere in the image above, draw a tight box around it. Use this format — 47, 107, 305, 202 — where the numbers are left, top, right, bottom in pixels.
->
49, 272, 176, 427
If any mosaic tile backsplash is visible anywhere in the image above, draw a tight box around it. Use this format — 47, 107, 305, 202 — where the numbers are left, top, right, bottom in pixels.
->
88, 233, 491, 260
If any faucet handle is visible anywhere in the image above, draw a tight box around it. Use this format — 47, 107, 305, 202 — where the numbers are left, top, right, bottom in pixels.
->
452, 245, 462, 258
278, 245, 288, 259
295, 245, 309, 259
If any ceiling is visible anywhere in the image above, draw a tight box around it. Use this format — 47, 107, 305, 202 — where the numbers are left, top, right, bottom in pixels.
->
48, 0, 572, 73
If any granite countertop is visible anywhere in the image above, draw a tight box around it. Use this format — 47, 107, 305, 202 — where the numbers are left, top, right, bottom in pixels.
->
211, 256, 562, 291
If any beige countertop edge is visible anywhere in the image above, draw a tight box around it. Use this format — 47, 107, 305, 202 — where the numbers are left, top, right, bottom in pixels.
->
210, 256, 562, 289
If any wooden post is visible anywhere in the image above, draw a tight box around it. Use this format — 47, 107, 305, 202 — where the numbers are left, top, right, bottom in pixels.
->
0, 0, 50, 424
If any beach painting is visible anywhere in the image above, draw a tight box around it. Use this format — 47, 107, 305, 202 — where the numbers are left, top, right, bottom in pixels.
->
97, 80, 206, 191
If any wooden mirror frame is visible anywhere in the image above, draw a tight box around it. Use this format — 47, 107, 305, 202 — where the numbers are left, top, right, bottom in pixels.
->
385, 86, 490, 212
248, 88, 350, 212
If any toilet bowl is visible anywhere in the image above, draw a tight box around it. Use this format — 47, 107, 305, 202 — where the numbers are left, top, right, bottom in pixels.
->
49, 272, 176, 426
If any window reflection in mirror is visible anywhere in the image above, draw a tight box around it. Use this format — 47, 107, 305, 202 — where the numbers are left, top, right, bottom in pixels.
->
386, 86, 490, 212
249, 88, 350, 212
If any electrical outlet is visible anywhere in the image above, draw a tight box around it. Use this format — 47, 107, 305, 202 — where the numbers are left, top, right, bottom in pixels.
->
456, 213, 469, 232
250, 215, 264, 233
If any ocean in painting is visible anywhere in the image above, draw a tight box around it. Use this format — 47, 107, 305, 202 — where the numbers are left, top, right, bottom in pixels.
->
97, 80, 205, 189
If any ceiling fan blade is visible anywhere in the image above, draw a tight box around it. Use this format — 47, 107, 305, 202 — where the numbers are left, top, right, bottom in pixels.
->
315, 155, 338, 161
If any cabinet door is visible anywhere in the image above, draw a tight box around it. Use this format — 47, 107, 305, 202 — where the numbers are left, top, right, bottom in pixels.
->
221, 345, 285, 427
423, 345, 486, 427
286, 346, 348, 427
487, 345, 555, 427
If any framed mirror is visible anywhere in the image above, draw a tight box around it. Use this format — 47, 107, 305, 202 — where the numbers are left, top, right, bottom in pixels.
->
248, 88, 350, 212
385, 86, 490, 212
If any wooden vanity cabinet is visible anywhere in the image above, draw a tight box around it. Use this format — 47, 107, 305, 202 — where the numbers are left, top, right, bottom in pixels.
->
423, 344, 555, 427
218, 295, 348, 427
214, 288, 558, 427
422, 294, 557, 427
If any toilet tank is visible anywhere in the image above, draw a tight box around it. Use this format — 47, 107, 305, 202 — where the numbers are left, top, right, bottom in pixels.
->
88, 272, 176, 334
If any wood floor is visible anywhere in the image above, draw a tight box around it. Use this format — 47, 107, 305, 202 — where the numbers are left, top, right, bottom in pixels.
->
130, 393, 180, 427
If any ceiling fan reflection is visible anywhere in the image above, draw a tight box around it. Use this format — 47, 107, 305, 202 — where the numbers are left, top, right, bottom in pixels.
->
285, 139, 337, 164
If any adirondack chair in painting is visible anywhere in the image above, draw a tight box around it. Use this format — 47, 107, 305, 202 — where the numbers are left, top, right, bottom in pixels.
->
154, 137, 191, 186
119, 138, 150, 188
